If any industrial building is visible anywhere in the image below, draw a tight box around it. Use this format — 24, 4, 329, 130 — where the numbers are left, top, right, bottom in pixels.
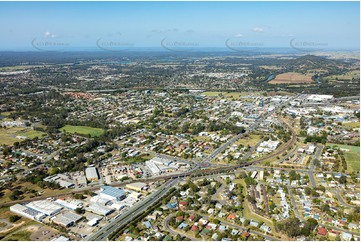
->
86, 203, 114, 216
52, 211, 83, 227
126, 182, 147, 192
85, 167, 100, 181
145, 160, 162, 176
10, 204, 46, 221
55, 199, 82, 210
44, 175, 75, 188
27, 200, 63, 216
99, 186, 126, 201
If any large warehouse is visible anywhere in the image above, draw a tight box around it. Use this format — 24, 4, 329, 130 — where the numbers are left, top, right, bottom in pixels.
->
99, 186, 126, 201
86, 203, 114, 216
85, 167, 100, 181
52, 211, 83, 227
126, 182, 147, 192
10, 204, 46, 221
26, 200, 63, 216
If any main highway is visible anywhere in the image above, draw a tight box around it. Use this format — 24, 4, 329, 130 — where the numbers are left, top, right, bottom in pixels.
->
86, 178, 180, 241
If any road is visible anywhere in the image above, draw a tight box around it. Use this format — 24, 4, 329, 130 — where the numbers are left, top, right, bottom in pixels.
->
331, 189, 357, 208
211, 177, 227, 204
287, 186, 301, 220
244, 166, 349, 176
86, 178, 180, 241
188, 210, 280, 241
308, 144, 323, 188
200, 95, 300, 166
163, 214, 200, 241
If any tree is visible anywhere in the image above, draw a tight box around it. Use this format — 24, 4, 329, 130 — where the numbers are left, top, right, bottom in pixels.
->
75, 207, 85, 214
244, 219, 250, 226
339, 175, 347, 184
275, 217, 302, 237
9, 215, 21, 223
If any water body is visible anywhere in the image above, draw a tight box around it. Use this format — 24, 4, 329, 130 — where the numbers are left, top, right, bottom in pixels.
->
315, 76, 321, 84
265, 74, 275, 82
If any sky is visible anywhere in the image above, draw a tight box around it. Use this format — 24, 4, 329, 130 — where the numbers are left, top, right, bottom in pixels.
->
0, 1, 359, 51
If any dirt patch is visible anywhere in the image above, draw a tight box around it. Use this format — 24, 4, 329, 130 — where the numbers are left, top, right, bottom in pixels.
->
0, 220, 25, 234
29, 224, 60, 241
269, 72, 314, 84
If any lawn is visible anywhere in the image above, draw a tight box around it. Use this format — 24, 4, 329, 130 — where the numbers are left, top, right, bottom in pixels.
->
327, 143, 360, 172
236, 135, 262, 147
342, 122, 360, 128
0, 127, 24, 145
21, 130, 47, 139
60, 125, 104, 137
0, 127, 47, 145
0, 111, 12, 117
236, 179, 275, 229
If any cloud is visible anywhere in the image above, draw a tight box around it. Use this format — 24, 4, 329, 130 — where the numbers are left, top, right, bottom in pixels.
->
235, 33, 243, 37
252, 27, 264, 33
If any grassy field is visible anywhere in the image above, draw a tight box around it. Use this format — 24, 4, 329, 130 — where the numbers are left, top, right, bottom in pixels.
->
237, 179, 275, 228
0, 127, 46, 145
21, 130, 47, 139
0, 182, 72, 205
342, 122, 360, 128
236, 135, 262, 147
327, 143, 360, 172
323, 70, 360, 82
0, 127, 24, 145
269, 72, 314, 84
2, 230, 32, 241
0, 111, 13, 117
60, 125, 104, 137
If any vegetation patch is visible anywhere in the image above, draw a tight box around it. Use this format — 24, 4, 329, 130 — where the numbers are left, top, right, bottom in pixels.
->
0, 127, 24, 145
60, 125, 104, 137
342, 122, 360, 128
327, 143, 360, 172
19, 130, 47, 139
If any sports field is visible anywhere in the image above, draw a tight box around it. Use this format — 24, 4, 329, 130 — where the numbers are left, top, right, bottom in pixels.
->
60, 125, 104, 137
0, 128, 46, 145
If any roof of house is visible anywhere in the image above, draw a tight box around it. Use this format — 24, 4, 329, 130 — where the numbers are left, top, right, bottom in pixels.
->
318, 227, 328, 236
227, 214, 236, 219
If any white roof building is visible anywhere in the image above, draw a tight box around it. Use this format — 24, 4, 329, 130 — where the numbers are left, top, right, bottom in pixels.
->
85, 167, 100, 180
10, 204, 46, 221
27, 200, 63, 216
86, 203, 114, 216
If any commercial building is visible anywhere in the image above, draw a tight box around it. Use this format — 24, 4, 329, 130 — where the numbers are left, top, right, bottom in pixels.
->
87, 218, 100, 227
55, 199, 82, 210
52, 211, 83, 227
85, 167, 100, 181
307, 94, 334, 102
145, 160, 161, 176
126, 182, 147, 192
10, 204, 46, 221
99, 186, 126, 201
27, 200, 63, 216
86, 203, 114, 216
